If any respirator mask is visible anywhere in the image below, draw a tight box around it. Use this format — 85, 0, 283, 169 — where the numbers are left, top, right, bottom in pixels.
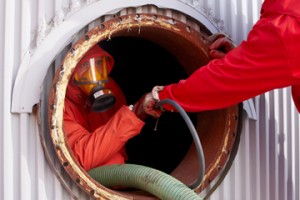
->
74, 54, 116, 112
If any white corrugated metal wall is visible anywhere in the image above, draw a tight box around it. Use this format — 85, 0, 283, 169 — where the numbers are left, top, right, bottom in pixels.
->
1, 0, 299, 200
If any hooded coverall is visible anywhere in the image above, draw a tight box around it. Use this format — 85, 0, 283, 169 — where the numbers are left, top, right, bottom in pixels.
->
158, 0, 300, 113
64, 45, 144, 171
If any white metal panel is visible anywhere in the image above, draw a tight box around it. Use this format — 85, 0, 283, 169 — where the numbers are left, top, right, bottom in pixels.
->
1, 0, 300, 200
0, 0, 4, 198
2, 0, 20, 200
11, 0, 221, 114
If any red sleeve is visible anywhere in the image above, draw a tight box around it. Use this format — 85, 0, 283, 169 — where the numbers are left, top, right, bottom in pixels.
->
159, 17, 293, 112
64, 105, 144, 171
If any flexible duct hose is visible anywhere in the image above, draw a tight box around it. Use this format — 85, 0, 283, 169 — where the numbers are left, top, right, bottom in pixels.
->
155, 99, 205, 189
88, 164, 202, 200
88, 99, 205, 200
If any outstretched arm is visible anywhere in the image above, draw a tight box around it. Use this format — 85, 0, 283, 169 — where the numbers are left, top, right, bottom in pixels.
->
136, 18, 293, 115
159, 19, 292, 112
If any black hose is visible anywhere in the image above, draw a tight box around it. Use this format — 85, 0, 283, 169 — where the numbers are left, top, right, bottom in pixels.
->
155, 99, 205, 189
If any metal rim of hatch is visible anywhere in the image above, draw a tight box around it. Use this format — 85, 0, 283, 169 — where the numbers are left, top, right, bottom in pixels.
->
47, 7, 242, 200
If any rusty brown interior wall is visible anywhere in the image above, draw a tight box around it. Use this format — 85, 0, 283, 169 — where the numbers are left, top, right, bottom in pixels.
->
48, 13, 241, 199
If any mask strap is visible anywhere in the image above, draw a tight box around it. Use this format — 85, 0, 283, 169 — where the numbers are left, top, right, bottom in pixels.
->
73, 79, 110, 85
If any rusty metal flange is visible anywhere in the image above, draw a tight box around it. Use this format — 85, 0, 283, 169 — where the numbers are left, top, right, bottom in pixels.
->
48, 13, 241, 199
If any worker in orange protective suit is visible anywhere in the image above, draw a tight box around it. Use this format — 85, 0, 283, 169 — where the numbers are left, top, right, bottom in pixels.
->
136, 0, 300, 115
63, 44, 158, 171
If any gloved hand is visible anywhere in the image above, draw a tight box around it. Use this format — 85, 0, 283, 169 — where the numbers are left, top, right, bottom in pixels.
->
132, 86, 164, 120
208, 33, 235, 59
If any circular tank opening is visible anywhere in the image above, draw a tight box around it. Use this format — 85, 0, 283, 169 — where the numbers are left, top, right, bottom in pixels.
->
99, 36, 196, 174
48, 12, 242, 200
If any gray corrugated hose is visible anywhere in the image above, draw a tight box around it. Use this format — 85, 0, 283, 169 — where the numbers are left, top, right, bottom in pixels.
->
155, 99, 205, 189
88, 164, 202, 200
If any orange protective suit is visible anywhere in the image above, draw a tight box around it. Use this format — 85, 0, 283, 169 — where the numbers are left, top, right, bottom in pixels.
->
158, 0, 300, 113
64, 45, 144, 171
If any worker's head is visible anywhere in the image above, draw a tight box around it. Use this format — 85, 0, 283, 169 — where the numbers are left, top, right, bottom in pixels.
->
73, 44, 116, 112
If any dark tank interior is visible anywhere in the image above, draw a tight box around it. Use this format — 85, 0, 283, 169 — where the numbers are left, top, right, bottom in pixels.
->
99, 36, 197, 174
